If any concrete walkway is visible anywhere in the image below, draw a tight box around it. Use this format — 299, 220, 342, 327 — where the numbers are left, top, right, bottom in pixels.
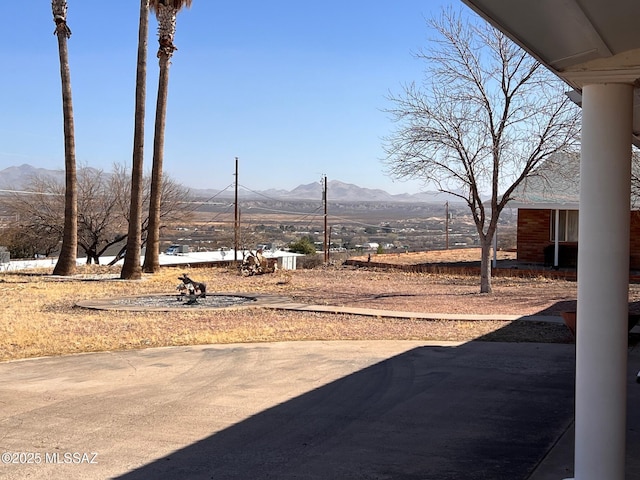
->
76, 292, 567, 325
272, 302, 565, 323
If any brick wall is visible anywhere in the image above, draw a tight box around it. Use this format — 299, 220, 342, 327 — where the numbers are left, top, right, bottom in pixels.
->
630, 211, 640, 269
518, 209, 640, 269
517, 209, 552, 263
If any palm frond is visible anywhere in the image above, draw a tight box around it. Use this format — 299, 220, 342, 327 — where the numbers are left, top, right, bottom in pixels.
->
149, 0, 193, 14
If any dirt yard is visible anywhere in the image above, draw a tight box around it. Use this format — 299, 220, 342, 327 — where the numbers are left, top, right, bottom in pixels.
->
349, 247, 517, 266
2, 249, 638, 361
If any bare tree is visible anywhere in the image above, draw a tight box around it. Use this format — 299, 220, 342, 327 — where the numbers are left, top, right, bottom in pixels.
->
0, 223, 60, 259
76, 168, 127, 264
5, 170, 123, 265
108, 164, 194, 265
2, 176, 65, 259
384, 9, 580, 293
5, 166, 193, 266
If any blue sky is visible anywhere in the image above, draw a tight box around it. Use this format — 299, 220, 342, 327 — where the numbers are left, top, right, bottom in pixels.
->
1, 0, 460, 195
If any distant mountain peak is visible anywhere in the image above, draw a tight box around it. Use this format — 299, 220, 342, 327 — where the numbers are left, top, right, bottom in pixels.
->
0, 163, 464, 204
0, 164, 64, 190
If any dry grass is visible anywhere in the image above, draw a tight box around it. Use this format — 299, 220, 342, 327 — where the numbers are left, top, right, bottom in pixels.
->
350, 247, 517, 266
4, 255, 635, 362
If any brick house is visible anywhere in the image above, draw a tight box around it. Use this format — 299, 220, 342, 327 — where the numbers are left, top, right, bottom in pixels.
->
511, 153, 640, 269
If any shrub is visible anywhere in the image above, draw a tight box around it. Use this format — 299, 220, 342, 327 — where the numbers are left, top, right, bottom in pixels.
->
289, 237, 316, 255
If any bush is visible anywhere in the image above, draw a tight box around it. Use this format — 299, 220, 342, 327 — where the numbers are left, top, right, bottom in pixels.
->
289, 237, 316, 255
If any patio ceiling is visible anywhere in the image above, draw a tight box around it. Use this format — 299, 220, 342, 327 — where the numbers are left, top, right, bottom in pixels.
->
460, 0, 640, 144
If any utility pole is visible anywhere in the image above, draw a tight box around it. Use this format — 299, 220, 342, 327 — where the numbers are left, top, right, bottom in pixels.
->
445, 201, 449, 250
234, 157, 239, 262
322, 175, 328, 264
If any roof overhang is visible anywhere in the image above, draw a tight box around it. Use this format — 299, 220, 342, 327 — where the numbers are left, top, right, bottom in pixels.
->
509, 202, 579, 211
460, 0, 640, 146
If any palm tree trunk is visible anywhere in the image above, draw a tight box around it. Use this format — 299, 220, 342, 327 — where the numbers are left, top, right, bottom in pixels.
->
142, 54, 171, 273
121, 0, 149, 280
51, 1, 77, 276
143, 0, 192, 273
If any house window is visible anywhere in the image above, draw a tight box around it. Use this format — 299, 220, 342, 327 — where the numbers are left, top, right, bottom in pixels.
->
551, 210, 579, 242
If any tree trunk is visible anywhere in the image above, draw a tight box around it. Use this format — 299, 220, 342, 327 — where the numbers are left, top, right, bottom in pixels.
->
121, 0, 149, 280
143, 54, 171, 273
479, 235, 493, 294
52, 9, 77, 277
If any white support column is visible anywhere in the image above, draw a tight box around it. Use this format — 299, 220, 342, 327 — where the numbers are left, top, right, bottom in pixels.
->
574, 83, 633, 480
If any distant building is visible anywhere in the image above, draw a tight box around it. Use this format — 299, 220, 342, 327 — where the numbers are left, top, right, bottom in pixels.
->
511, 152, 640, 269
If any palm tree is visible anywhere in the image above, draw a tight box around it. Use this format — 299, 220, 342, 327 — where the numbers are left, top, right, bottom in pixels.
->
51, 0, 78, 276
143, 0, 193, 273
121, 0, 150, 280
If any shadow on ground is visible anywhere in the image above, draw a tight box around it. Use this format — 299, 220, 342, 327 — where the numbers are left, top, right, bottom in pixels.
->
476, 319, 575, 343
510, 300, 640, 346
115, 341, 575, 480
532, 299, 640, 317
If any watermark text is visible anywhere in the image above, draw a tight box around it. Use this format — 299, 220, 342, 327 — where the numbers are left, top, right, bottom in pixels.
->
1, 451, 98, 465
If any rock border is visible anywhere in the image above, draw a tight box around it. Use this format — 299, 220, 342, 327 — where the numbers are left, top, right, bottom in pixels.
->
76, 292, 294, 312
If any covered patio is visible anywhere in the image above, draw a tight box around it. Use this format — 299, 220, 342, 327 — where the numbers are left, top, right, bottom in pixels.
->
461, 1, 640, 478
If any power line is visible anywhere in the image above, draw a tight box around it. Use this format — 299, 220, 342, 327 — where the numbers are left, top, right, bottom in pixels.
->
328, 214, 398, 232
244, 204, 323, 217
237, 184, 296, 203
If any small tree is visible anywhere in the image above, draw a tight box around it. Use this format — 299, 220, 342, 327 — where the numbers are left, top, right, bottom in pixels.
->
5, 175, 65, 258
384, 8, 580, 293
0, 222, 61, 259
289, 237, 316, 255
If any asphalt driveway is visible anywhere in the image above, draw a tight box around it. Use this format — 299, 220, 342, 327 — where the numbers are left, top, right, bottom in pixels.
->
0, 339, 588, 479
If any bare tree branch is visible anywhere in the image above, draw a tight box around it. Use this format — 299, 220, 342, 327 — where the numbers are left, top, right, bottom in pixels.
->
383, 7, 580, 292
4, 165, 193, 265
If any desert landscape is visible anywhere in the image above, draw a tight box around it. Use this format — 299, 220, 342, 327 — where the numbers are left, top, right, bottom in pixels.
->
4, 247, 638, 362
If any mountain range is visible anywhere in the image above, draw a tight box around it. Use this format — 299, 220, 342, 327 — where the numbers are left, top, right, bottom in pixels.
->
0, 164, 460, 203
